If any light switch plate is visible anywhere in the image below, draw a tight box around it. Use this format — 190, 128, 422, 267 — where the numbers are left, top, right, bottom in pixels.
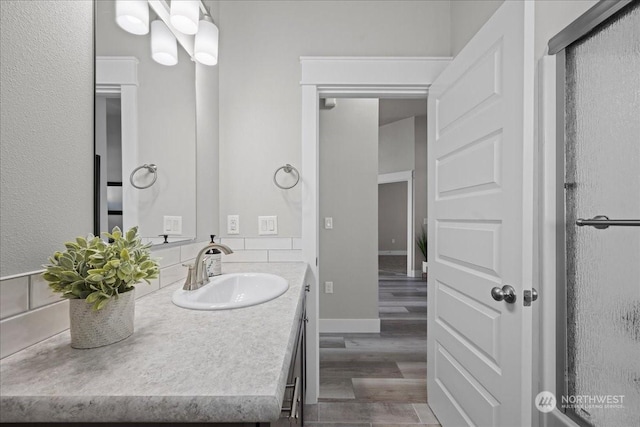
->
258, 216, 278, 235
227, 215, 240, 234
163, 216, 182, 235
325, 281, 333, 294
324, 217, 333, 229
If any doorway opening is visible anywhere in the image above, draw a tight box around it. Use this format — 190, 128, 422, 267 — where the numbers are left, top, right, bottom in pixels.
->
378, 171, 414, 278
299, 57, 449, 408
313, 96, 435, 423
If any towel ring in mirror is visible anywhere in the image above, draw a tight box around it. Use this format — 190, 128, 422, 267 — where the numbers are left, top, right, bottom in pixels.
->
130, 164, 158, 189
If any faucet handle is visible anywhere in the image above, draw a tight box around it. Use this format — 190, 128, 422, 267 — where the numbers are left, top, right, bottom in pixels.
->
182, 263, 196, 290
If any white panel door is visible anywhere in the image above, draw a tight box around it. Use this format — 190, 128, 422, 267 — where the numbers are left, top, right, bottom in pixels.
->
426, 2, 535, 426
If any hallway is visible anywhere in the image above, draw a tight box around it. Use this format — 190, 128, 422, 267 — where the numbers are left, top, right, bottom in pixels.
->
304, 276, 440, 426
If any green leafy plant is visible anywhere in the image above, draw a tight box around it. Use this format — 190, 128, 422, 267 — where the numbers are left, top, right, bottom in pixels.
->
42, 226, 159, 310
416, 226, 428, 261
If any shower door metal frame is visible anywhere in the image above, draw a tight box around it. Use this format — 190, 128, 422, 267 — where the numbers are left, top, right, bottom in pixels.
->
551, 1, 637, 425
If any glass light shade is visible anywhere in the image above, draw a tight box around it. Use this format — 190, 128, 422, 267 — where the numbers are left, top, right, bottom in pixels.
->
151, 20, 178, 66
194, 17, 219, 66
170, 0, 200, 35
115, 0, 149, 35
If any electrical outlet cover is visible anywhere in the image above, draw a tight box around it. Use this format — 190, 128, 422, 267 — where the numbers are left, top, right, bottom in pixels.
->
227, 215, 240, 235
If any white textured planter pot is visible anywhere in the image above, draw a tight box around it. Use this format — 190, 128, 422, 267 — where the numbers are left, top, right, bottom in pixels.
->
69, 289, 135, 349
422, 261, 428, 273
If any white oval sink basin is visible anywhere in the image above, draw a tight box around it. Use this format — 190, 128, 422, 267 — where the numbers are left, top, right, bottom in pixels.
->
172, 273, 289, 310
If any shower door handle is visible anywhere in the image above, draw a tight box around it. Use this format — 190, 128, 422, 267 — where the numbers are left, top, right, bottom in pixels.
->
576, 215, 640, 229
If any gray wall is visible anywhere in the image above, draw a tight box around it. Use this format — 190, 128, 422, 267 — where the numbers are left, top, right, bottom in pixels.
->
379, 117, 415, 175
319, 99, 379, 320
450, 0, 599, 59
378, 182, 408, 252
218, 0, 451, 238
450, 0, 503, 56
0, 1, 94, 277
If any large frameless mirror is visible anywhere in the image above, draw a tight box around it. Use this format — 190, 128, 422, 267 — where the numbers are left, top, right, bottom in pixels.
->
94, 0, 203, 244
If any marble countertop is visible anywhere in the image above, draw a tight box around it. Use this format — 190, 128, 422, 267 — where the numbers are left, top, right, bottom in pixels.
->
0, 262, 308, 423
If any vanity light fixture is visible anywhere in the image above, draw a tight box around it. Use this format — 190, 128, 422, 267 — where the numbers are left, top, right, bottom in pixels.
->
194, 15, 219, 66
116, 0, 218, 67
170, 0, 200, 35
151, 20, 178, 66
115, 0, 149, 35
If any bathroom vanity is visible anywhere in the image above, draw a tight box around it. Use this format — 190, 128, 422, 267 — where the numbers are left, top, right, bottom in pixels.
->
0, 262, 308, 425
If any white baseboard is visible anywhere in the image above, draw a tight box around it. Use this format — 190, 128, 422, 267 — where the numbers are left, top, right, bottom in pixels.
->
319, 318, 380, 333
378, 250, 407, 256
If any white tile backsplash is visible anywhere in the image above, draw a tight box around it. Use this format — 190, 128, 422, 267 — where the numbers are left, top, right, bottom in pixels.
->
29, 274, 62, 309
180, 242, 204, 262
0, 276, 29, 320
0, 236, 304, 358
0, 300, 69, 359
268, 250, 304, 262
151, 246, 181, 268
160, 264, 188, 288
224, 250, 269, 263
245, 237, 292, 250
219, 238, 245, 250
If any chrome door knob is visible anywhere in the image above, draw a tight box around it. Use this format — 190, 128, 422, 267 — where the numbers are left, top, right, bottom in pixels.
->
491, 285, 517, 304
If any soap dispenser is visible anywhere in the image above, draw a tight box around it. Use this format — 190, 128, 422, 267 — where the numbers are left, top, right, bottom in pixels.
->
205, 235, 222, 277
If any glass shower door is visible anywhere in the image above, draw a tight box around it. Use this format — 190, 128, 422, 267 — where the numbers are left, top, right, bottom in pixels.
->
564, 3, 640, 426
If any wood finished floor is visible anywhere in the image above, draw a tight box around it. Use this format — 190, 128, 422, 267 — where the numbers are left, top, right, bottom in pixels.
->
304, 262, 439, 427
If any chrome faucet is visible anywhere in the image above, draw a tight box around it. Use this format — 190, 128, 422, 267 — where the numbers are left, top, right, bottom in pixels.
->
182, 243, 233, 291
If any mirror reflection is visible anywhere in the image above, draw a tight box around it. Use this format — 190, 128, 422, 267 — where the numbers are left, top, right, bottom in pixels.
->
95, 0, 197, 244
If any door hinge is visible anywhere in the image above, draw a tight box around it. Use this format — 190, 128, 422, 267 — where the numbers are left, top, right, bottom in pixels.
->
316, 257, 318, 266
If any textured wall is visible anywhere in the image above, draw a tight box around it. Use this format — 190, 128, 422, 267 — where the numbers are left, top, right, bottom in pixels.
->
0, 1, 94, 277
218, 0, 451, 238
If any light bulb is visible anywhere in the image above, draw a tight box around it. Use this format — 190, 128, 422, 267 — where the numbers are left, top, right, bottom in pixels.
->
115, 0, 149, 35
151, 20, 178, 66
170, 0, 200, 35
194, 16, 219, 66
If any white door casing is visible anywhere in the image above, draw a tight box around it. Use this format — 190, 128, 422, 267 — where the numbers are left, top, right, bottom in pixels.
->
426, 1, 535, 426
300, 57, 451, 403
378, 170, 414, 277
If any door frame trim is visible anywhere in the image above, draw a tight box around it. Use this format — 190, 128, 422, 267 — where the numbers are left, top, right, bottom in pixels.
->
378, 170, 415, 277
300, 56, 451, 403
95, 56, 140, 235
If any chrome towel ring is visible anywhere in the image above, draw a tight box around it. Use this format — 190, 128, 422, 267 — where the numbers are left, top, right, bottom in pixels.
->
130, 164, 158, 189
273, 164, 300, 190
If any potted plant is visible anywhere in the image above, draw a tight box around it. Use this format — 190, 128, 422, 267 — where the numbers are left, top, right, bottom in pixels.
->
42, 226, 159, 349
416, 226, 428, 274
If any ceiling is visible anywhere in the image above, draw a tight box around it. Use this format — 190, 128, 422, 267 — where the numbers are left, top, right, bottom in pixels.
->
378, 99, 427, 126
